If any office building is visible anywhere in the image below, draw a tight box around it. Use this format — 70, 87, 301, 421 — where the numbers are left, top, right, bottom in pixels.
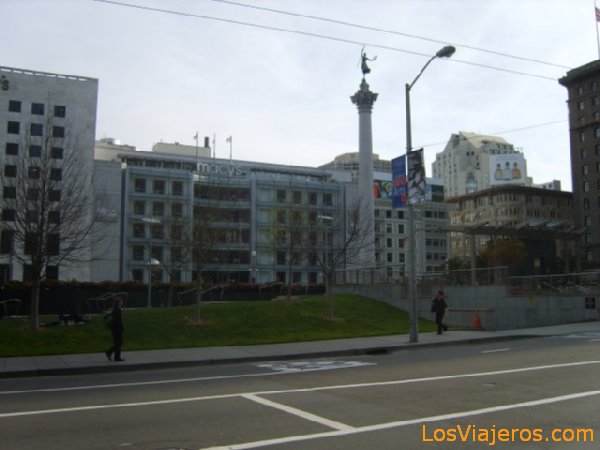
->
559, 61, 600, 267
432, 131, 529, 198
0, 66, 98, 282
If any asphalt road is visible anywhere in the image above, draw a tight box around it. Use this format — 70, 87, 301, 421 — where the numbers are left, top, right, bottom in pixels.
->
1, 333, 598, 449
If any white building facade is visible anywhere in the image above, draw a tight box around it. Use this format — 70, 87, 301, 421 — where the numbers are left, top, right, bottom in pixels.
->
432, 131, 528, 198
0, 66, 98, 282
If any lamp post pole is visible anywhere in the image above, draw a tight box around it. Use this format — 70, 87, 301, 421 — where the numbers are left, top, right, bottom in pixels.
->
142, 217, 162, 308
406, 45, 455, 343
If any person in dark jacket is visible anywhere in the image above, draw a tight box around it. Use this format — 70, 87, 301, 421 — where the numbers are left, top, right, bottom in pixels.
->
105, 296, 125, 361
431, 290, 448, 335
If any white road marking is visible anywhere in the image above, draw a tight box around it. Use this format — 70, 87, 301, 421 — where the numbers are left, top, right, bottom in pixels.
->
481, 348, 510, 354
242, 394, 353, 431
256, 360, 375, 373
0, 360, 597, 418
200, 390, 600, 450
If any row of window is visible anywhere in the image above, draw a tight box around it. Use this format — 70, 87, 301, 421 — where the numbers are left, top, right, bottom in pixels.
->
0, 230, 59, 255
4, 142, 64, 158
3, 186, 61, 201
582, 197, 600, 209
275, 189, 333, 206
1, 208, 60, 224
134, 178, 184, 196
8, 100, 67, 118
132, 200, 185, 217
582, 179, 600, 192
579, 145, 600, 158
3, 165, 62, 180
576, 82, 599, 96
6, 121, 65, 138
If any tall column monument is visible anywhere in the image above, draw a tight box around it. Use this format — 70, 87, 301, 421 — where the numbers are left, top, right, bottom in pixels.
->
350, 51, 378, 269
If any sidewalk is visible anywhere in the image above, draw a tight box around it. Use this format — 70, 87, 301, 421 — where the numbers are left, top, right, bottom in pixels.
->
1, 322, 598, 378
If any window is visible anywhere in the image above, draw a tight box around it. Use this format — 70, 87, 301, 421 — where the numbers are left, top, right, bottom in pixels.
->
4, 165, 17, 178
1, 209, 15, 221
132, 245, 145, 261
30, 123, 43, 136
31, 103, 45, 115
134, 178, 146, 193
292, 190, 302, 204
8, 100, 21, 112
50, 168, 62, 181
0, 230, 14, 254
171, 202, 183, 217
133, 200, 145, 215
323, 193, 332, 206
151, 224, 164, 239
29, 145, 42, 157
172, 180, 183, 196
29, 166, 40, 179
171, 246, 182, 261
48, 211, 60, 224
153, 180, 165, 194
171, 224, 182, 241
26, 210, 38, 223
580, 131, 586, 142
51, 147, 63, 159
583, 181, 590, 192
54, 105, 66, 118
276, 251, 286, 265
27, 188, 39, 201
49, 190, 60, 202
5, 143, 18, 155
7, 121, 20, 134
133, 223, 145, 238
52, 126, 65, 138
3, 186, 16, 199
583, 165, 589, 176
152, 201, 165, 216
309, 192, 317, 205
276, 189, 286, 203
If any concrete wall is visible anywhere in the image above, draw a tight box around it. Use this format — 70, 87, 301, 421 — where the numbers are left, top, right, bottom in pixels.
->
337, 284, 600, 330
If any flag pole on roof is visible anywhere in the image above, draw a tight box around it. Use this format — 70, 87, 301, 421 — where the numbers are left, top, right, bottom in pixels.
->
226, 135, 232, 160
594, 0, 600, 59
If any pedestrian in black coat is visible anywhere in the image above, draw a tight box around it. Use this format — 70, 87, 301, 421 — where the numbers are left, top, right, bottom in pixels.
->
105, 296, 125, 362
431, 290, 449, 335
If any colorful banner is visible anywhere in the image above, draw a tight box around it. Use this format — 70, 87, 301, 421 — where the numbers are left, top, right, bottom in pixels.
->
391, 155, 408, 208
407, 149, 427, 205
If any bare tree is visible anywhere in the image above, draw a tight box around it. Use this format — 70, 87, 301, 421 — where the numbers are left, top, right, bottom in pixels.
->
0, 117, 99, 329
185, 183, 228, 324
314, 196, 373, 319
271, 204, 305, 301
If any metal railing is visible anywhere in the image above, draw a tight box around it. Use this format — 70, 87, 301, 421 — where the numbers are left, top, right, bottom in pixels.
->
508, 271, 600, 296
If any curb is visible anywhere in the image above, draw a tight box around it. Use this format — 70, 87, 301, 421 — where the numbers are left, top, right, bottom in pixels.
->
0, 334, 539, 379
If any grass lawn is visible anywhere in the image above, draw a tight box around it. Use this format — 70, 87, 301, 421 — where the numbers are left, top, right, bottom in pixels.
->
0, 294, 437, 357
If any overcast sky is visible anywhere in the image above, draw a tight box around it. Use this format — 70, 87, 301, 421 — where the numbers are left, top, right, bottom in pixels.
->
2, 0, 598, 190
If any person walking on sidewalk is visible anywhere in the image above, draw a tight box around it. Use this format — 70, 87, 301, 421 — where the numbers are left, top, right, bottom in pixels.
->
431, 290, 449, 335
105, 295, 125, 361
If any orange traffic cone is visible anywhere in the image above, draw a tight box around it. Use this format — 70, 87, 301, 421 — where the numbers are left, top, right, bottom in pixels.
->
471, 311, 482, 329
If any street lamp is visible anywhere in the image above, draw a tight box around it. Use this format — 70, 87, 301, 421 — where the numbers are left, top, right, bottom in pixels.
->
406, 45, 455, 343
142, 217, 162, 308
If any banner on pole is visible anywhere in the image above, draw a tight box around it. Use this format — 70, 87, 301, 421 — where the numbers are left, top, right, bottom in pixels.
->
391, 155, 408, 208
407, 149, 427, 205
